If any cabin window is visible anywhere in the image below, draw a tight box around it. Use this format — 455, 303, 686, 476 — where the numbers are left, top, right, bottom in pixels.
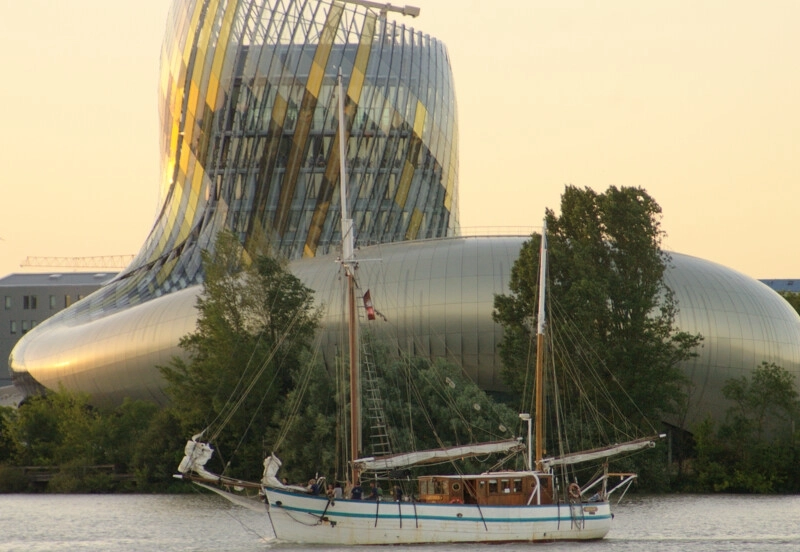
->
513, 479, 522, 493
488, 480, 498, 493
419, 479, 432, 495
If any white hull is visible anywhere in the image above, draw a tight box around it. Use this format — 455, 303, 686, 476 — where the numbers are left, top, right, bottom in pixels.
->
263, 487, 611, 545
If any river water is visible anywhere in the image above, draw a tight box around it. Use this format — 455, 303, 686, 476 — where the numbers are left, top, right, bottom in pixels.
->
1, 492, 798, 551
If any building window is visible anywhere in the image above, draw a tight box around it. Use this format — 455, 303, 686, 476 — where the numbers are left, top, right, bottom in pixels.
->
10, 321, 16, 334
50, 295, 57, 309
23, 295, 38, 310
65, 295, 72, 308
21, 320, 29, 334
4, 296, 11, 309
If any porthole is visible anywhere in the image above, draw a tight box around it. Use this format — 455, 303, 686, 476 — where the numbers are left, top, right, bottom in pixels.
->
452, 482, 461, 492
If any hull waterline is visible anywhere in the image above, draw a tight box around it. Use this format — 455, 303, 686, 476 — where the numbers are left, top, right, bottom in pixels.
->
263, 487, 611, 545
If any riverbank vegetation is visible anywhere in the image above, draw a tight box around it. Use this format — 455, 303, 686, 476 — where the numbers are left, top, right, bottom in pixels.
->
2, 190, 800, 494
3, 358, 799, 494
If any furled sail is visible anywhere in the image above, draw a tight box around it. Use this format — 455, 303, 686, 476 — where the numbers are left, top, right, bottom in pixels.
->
541, 435, 663, 469
355, 439, 524, 471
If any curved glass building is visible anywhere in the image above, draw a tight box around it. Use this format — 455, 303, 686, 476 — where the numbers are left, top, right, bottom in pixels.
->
10, 0, 458, 398
8, 1, 800, 429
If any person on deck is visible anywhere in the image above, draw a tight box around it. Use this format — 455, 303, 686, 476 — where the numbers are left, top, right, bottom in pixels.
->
351, 481, 363, 500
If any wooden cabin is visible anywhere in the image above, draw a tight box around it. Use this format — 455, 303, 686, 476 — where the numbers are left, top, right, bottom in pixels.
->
417, 472, 556, 506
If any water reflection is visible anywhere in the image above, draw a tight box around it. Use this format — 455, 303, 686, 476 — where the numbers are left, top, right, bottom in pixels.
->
0, 493, 798, 551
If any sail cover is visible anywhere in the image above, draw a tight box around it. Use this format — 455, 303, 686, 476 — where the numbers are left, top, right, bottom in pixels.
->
541, 435, 662, 468
355, 440, 524, 471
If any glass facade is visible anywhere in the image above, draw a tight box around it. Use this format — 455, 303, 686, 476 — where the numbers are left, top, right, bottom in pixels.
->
25, 0, 458, 327
9, 0, 459, 402
8, 1, 800, 427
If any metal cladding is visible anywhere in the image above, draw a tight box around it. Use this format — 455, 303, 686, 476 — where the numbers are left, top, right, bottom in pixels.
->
8, 1, 800, 427
9, 0, 458, 399
13, 232, 800, 427
293, 240, 800, 429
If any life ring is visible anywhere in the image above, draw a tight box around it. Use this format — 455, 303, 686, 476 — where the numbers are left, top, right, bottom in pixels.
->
449, 497, 463, 504
568, 483, 581, 499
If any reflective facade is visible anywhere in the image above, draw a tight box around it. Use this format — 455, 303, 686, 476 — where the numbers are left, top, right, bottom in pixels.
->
296, 240, 800, 428
10, 0, 458, 400
13, 232, 800, 426
9, 1, 800, 427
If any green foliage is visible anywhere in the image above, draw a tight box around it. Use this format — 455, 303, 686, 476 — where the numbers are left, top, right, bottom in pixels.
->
0, 406, 16, 463
370, 342, 521, 475
380, 356, 517, 453
0, 388, 164, 492
161, 230, 320, 482
687, 363, 800, 493
264, 351, 338, 485
493, 186, 702, 429
778, 291, 800, 316
723, 362, 798, 441
128, 408, 186, 491
261, 339, 523, 485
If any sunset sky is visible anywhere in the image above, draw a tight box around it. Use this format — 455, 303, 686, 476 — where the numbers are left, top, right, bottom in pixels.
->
1, 0, 797, 280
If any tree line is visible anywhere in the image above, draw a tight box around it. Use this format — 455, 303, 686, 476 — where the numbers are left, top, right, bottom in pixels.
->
2, 186, 799, 493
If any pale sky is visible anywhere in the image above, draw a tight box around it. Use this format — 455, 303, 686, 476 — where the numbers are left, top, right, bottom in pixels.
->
0, 1, 797, 280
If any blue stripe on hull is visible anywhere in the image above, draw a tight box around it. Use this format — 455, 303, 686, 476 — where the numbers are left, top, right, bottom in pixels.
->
267, 488, 611, 526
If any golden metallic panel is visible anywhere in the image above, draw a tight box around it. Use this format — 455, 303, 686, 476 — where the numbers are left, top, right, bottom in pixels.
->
179, 137, 191, 175
396, 159, 414, 208
156, 257, 179, 287
182, 0, 206, 69
188, 80, 200, 116
406, 208, 423, 240
307, 61, 325, 95
349, 67, 365, 100
272, 92, 289, 126
207, 72, 220, 109
413, 99, 427, 136
177, 213, 191, 244
190, 164, 204, 212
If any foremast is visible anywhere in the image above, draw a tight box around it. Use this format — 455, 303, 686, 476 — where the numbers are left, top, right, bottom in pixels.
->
534, 217, 548, 471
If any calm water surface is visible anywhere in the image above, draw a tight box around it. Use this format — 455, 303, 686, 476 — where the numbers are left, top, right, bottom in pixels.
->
1, 492, 799, 551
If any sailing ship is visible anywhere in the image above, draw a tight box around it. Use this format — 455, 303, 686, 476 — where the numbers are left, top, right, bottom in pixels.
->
175, 74, 662, 545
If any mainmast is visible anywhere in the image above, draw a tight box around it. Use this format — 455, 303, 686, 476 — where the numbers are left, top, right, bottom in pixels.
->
337, 71, 361, 486
534, 218, 548, 471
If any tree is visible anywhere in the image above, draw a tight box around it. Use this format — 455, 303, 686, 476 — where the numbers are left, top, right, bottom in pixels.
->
493, 186, 702, 430
690, 362, 800, 493
778, 291, 800, 316
722, 361, 798, 442
161, 230, 320, 481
